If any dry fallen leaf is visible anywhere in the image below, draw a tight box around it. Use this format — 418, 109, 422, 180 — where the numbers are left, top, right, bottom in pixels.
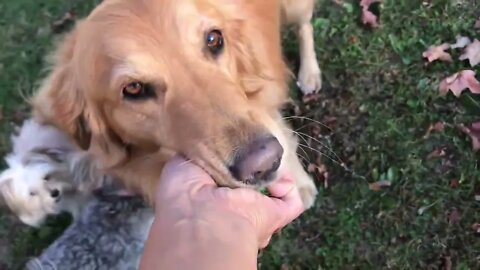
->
442, 256, 452, 270
471, 223, 480, 234
459, 121, 480, 151
322, 116, 338, 129
302, 93, 320, 104
360, 0, 381, 8
450, 36, 472, 49
424, 122, 445, 138
52, 11, 76, 33
308, 163, 329, 188
459, 39, 480, 67
361, 9, 379, 27
449, 179, 459, 188
422, 43, 452, 63
307, 163, 317, 173
360, 0, 381, 27
349, 35, 358, 44
447, 208, 461, 224
368, 180, 391, 191
427, 147, 447, 159
310, 125, 321, 136
285, 98, 302, 116
439, 70, 480, 97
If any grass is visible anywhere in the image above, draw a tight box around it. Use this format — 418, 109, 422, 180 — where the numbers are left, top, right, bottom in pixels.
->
0, 0, 479, 269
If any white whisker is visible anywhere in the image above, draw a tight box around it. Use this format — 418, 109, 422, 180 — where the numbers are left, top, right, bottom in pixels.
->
283, 115, 332, 131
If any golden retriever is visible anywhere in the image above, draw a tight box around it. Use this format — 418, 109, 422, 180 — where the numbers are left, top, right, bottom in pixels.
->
32, 0, 321, 208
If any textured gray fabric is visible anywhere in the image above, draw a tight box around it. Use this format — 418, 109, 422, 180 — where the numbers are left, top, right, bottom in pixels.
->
26, 195, 154, 270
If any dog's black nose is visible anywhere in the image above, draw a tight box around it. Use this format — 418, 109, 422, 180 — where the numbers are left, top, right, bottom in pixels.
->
229, 135, 283, 185
50, 189, 60, 198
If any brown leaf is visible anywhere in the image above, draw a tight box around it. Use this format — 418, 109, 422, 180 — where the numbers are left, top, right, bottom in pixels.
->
459, 39, 480, 67
308, 163, 328, 174
360, 0, 381, 27
450, 36, 472, 49
424, 122, 445, 138
322, 116, 338, 129
459, 121, 480, 151
302, 93, 320, 104
349, 35, 358, 44
308, 162, 329, 188
427, 147, 447, 159
52, 11, 76, 33
285, 98, 302, 116
475, 17, 480, 29
361, 8, 379, 27
422, 43, 452, 63
441, 256, 452, 270
439, 70, 480, 97
368, 180, 392, 191
447, 208, 461, 224
310, 125, 321, 136
307, 163, 317, 173
449, 179, 459, 188
360, 0, 381, 8
472, 223, 480, 234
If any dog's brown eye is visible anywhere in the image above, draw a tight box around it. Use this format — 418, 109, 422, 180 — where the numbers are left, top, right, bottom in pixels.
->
206, 30, 224, 55
30, 191, 37, 196
43, 174, 51, 181
122, 82, 156, 100
124, 82, 143, 95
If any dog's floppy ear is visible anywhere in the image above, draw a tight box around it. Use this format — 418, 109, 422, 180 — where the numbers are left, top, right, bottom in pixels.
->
224, 0, 289, 108
32, 22, 127, 168
32, 23, 90, 149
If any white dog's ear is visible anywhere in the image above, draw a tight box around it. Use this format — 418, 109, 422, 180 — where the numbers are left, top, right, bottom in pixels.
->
28, 147, 69, 164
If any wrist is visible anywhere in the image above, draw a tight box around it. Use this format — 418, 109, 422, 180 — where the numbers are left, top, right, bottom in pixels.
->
151, 207, 259, 270
160, 206, 259, 247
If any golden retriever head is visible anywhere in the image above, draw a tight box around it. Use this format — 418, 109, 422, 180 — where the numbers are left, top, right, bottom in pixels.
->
33, 0, 293, 198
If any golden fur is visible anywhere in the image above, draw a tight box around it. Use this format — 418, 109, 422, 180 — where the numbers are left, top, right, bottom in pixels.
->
32, 0, 320, 207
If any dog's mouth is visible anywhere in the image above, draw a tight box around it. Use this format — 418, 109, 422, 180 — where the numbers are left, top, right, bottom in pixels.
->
188, 135, 284, 188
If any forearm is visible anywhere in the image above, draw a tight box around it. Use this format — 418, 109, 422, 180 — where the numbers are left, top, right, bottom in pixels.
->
140, 213, 259, 270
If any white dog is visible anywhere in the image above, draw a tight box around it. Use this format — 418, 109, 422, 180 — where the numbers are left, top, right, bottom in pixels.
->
0, 119, 110, 227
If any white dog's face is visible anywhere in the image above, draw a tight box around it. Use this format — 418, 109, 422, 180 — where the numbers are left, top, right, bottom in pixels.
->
0, 153, 72, 227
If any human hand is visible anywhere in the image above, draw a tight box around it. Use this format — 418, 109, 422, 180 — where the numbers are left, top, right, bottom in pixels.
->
155, 155, 305, 249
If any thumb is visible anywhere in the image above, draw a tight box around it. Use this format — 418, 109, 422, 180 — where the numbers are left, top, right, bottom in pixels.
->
263, 176, 305, 229
237, 177, 304, 247
159, 155, 216, 194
